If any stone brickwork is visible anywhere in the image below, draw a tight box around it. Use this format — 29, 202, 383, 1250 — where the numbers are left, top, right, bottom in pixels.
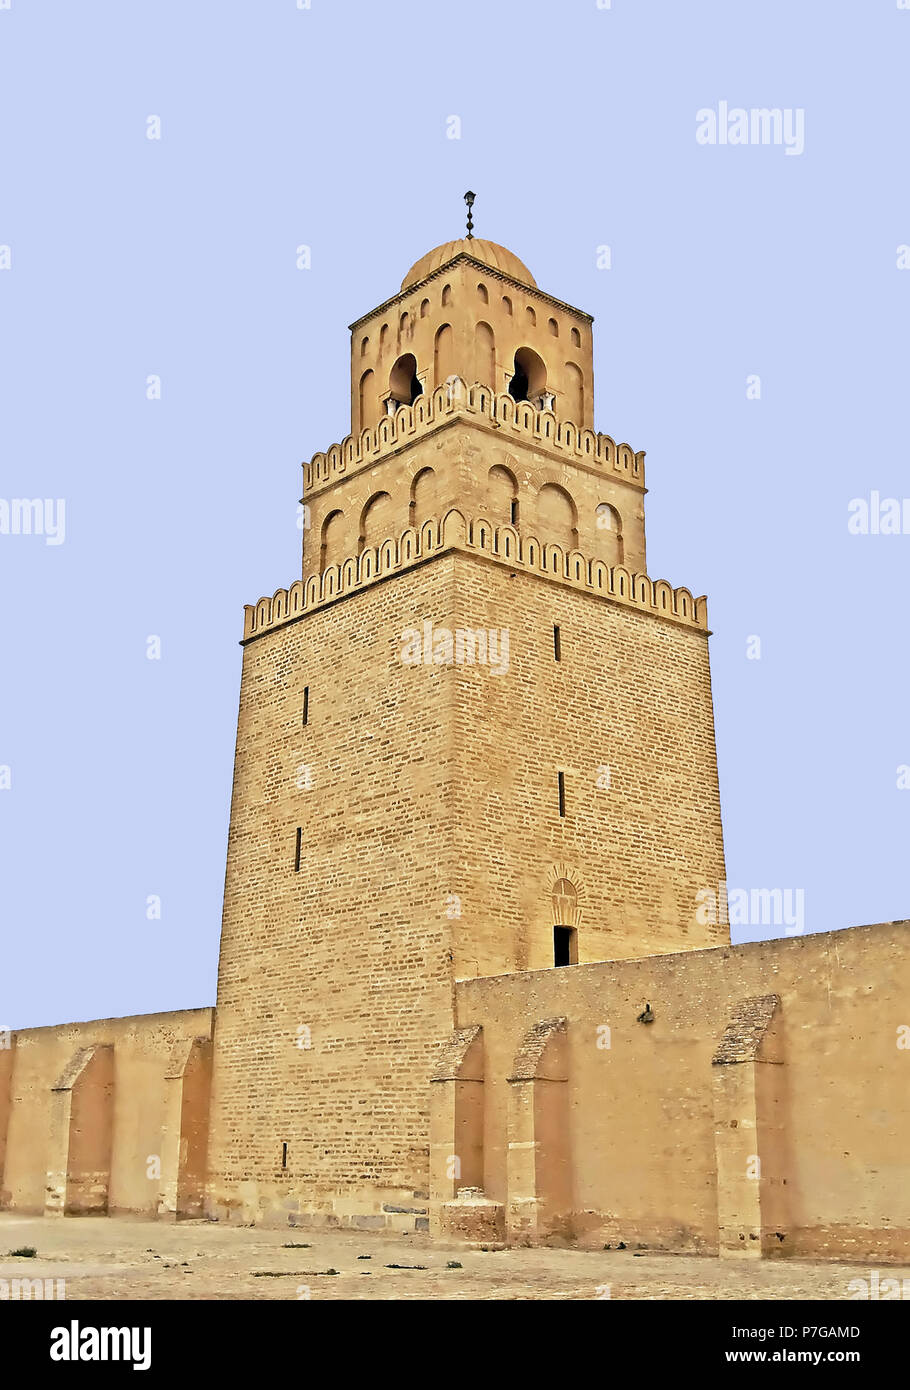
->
447, 553, 726, 975
206, 517, 726, 1226
712, 994, 782, 1065
206, 558, 459, 1228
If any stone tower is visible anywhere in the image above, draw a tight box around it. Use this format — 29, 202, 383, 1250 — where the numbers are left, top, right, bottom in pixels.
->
204, 232, 728, 1228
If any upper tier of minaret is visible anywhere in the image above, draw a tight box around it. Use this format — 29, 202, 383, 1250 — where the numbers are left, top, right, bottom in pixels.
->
349, 234, 595, 436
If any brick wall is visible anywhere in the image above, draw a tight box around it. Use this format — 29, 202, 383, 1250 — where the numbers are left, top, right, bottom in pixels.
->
448, 553, 728, 976
207, 523, 726, 1225
206, 558, 459, 1227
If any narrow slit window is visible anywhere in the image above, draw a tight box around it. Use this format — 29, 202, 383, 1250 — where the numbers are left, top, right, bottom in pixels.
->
553, 624, 561, 661
557, 770, 566, 817
302, 686, 309, 725
281, 1142, 288, 1170
510, 497, 519, 526
294, 827, 302, 872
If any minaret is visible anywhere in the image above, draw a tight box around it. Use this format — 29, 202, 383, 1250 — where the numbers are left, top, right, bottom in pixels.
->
205, 219, 727, 1228
307, 209, 643, 584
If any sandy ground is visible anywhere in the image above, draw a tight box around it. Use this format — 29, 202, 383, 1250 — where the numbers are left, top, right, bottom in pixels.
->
0, 1213, 903, 1300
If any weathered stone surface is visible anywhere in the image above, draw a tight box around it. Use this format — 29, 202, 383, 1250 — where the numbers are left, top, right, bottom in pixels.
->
712, 995, 781, 1066
440, 1188, 506, 1247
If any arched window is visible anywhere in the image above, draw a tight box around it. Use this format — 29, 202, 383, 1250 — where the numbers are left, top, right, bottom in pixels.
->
400, 311, 410, 334
410, 466, 441, 528
360, 336, 369, 356
564, 362, 584, 424
389, 352, 423, 406
420, 298, 430, 318
526, 305, 537, 327
537, 482, 578, 551
508, 347, 547, 405
548, 318, 559, 337
319, 508, 346, 572
441, 284, 453, 306
488, 464, 519, 526
379, 323, 389, 353
359, 369, 378, 430
474, 322, 495, 388
502, 295, 512, 315
477, 282, 489, 303
596, 503, 624, 565
570, 326, 581, 347
434, 324, 455, 386
359, 491, 394, 553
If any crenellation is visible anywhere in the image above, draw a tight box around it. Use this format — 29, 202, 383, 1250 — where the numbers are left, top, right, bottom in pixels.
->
303, 380, 645, 495
244, 513, 706, 642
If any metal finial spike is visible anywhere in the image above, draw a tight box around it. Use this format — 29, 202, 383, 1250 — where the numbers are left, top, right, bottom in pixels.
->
464, 190, 475, 240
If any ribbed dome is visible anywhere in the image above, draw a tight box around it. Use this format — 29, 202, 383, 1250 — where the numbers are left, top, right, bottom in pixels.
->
401, 238, 536, 290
